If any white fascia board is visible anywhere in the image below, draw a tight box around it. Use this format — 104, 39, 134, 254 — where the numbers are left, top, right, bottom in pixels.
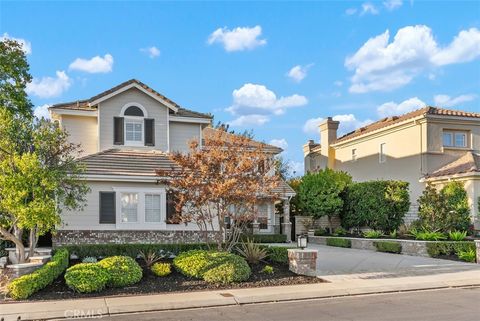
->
81, 174, 170, 183
169, 116, 212, 124
89, 83, 179, 113
50, 109, 98, 117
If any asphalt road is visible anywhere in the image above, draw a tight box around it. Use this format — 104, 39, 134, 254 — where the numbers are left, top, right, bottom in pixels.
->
87, 287, 480, 321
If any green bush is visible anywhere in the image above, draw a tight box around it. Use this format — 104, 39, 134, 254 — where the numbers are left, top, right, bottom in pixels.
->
98, 256, 143, 287
448, 230, 468, 241
261, 245, 289, 264
62, 243, 210, 259
151, 262, 172, 277
314, 228, 327, 236
64, 263, 110, 293
410, 229, 446, 241
417, 182, 471, 233
457, 249, 476, 263
236, 240, 268, 264
8, 248, 69, 300
240, 234, 287, 243
173, 250, 251, 284
374, 241, 402, 254
262, 265, 274, 274
333, 227, 348, 236
364, 230, 383, 238
342, 180, 410, 232
426, 241, 475, 258
326, 238, 351, 248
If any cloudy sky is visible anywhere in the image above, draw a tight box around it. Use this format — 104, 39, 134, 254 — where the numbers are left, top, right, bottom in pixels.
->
2, 1, 479, 175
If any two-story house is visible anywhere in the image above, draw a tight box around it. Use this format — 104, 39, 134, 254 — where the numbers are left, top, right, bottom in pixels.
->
49, 79, 295, 247
304, 107, 480, 230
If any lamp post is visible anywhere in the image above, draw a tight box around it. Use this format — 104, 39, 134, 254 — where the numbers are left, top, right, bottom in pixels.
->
297, 234, 307, 250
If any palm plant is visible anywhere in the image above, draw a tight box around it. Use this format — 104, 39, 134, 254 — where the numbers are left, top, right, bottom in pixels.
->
236, 239, 268, 264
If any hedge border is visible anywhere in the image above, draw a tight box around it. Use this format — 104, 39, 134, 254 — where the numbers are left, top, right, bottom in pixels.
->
374, 241, 402, 254
326, 238, 351, 248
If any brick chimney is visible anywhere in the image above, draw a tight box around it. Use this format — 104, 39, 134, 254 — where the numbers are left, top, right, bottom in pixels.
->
319, 117, 339, 168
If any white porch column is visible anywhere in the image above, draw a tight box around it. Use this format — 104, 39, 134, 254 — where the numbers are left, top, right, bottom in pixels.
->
282, 198, 292, 242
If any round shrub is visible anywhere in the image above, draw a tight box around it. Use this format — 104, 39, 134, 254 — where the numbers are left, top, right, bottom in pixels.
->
173, 250, 251, 284
202, 254, 251, 284
65, 263, 110, 293
151, 262, 172, 277
98, 256, 143, 287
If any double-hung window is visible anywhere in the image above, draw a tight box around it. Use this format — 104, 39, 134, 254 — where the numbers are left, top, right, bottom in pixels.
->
125, 119, 143, 145
145, 194, 161, 223
116, 189, 165, 228
120, 192, 138, 223
443, 131, 467, 148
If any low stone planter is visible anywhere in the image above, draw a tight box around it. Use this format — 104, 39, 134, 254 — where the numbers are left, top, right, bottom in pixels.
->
309, 235, 474, 259
6, 262, 44, 278
6, 247, 52, 264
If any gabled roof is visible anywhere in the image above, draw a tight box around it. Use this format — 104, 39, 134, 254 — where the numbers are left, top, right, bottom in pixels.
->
203, 127, 283, 154
49, 79, 212, 120
335, 106, 480, 144
425, 152, 480, 179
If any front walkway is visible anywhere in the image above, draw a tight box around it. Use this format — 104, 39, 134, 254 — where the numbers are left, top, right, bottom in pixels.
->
310, 244, 480, 280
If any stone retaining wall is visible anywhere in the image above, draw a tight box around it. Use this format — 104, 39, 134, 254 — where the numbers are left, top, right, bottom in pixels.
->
309, 236, 436, 257
53, 230, 218, 247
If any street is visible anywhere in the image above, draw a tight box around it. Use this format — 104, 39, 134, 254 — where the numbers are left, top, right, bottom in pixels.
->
81, 287, 480, 321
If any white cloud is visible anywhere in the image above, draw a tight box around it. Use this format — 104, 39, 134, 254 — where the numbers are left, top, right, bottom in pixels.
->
1, 33, 32, 54
69, 54, 114, 73
269, 138, 288, 150
334, 80, 343, 87
433, 94, 477, 108
287, 64, 313, 82
377, 97, 426, 117
33, 104, 51, 119
360, 2, 379, 15
26, 71, 71, 98
207, 25, 266, 52
140, 46, 160, 58
303, 114, 372, 136
383, 0, 403, 11
345, 8, 357, 15
228, 114, 270, 127
345, 26, 480, 93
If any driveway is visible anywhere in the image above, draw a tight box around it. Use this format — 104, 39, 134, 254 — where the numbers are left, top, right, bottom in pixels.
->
308, 244, 480, 280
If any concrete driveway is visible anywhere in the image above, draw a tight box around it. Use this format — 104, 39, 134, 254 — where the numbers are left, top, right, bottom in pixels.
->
308, 244, 480, 280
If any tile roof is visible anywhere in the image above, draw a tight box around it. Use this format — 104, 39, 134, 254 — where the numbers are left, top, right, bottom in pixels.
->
335, 106, 480, 144
79, 149, 179, 177
271, 179, 296, 196
425, 152, 480, 179
203, 127, 283, 154
49, 79, 212, 119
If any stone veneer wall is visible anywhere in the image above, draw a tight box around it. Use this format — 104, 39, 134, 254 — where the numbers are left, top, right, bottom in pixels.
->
295, 215, 341, 236
53, 230, 218, 247
309, 236, 434, 257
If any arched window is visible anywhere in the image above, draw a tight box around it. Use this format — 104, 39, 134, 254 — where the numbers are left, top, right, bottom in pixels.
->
121, 104, 147, 146
124, 106, 144, 117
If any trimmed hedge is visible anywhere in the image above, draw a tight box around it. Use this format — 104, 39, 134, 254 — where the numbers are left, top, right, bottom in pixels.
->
98, 256, 143, 287
374, 241, 402, 254
173, 250, 251, 283
8, 248, 69, 300
62, 243, 211, 259
426, 241, 476, 259
64, 263, 110, 293
341, 180, 410, 232
262, 245, 289, 264
241, 234, 287, 243
326, 238, 351, 248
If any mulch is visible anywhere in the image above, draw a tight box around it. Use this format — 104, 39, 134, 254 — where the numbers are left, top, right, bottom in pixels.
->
5, 260, 324, 302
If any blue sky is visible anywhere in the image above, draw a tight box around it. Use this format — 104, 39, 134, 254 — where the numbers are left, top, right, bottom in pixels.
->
1, 1, 479, 175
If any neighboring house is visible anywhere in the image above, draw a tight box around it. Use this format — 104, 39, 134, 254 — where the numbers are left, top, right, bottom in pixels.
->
49, 79, 295, 246
304, 107, 480, 230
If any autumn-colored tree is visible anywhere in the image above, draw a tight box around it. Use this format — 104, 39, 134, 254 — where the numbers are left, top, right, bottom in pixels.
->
156, 128, 280, 251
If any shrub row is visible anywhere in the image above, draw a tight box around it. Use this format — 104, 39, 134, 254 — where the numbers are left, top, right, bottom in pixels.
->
260, 245, 289, 264
8, 248, 69, 300
326, 238, 351, 248
426, 241, 475, 258
241, 234, 287, 243
341, 180, 410, 232
173, 250, 251, 284
374, 241, 402, 254
61, 243, 211, 259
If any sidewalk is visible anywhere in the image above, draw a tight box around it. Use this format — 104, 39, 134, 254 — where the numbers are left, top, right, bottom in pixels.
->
2, 269, 480, 321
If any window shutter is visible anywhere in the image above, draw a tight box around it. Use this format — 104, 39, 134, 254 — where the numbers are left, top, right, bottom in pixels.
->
99, 192, 116, 224
144, 118, 155, 146
114, 117, 124, 145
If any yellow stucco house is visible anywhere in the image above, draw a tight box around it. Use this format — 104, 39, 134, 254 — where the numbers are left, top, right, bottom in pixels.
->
303, 107, 480, 230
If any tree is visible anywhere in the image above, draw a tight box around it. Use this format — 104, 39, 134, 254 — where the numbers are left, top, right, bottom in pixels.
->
0, 40, 88, 263
156, 128, 280, 251
298, 169, 352, 232
0, 39, 33, 118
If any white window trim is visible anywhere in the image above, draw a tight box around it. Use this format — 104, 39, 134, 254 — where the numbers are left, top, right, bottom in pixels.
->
124, 116, 144, 146
113, 187, 166, 229
379, 143, 386, 163
257, 203, 274, 234
443, 130, 468, 148
120, 102, 148, 118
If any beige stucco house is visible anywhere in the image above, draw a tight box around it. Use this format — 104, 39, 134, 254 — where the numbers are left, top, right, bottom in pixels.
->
304, 107, 480, 230
49, 79, 295, 246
